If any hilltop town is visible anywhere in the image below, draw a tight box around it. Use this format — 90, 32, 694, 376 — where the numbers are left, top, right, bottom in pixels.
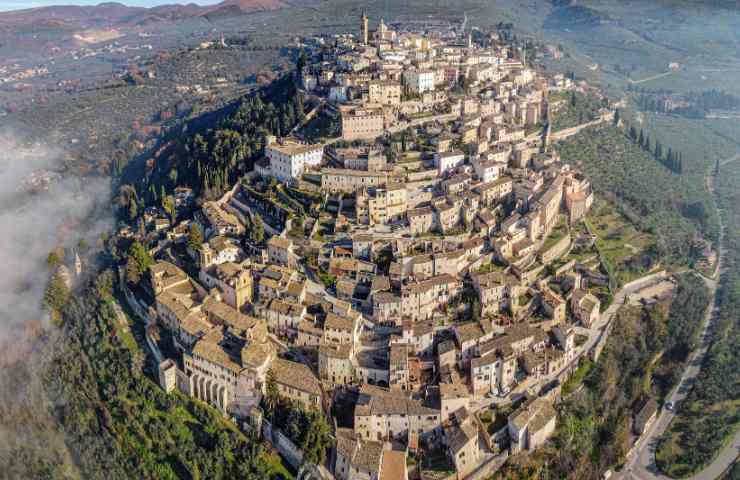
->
117, 13, 635, 480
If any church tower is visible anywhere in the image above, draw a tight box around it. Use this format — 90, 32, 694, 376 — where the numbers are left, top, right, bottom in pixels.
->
199, 243, 213, 269
361, 10, 369, 45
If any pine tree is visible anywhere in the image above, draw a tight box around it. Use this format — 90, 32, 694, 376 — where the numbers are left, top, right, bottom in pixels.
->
44, 271, 70, 313
162, 195, 176, 222
126, 241, 153, 285
613, 109, 620, 126
265, 368, 279, 417
187, 224, 203, 251
638, 129, 645, 148
251, 214, 265, 245
629, 126, 637, 141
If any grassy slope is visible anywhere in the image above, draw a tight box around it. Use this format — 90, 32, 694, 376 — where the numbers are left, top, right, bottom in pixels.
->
554, 123, 705, 266
39, 272, 292, 480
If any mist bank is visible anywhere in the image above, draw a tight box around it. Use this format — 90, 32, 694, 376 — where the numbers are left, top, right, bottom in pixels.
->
0, 130, 113, 360
0, 129, 114, 479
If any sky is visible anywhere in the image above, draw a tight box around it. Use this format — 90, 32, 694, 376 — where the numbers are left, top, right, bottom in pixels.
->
0, 0, 221, 11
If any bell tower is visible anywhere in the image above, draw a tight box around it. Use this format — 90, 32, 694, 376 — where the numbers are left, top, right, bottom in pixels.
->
361, 10, 369, 45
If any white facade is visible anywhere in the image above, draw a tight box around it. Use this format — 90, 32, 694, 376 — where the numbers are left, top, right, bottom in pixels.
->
267, 141, 324, 183
473, 158, 506, 183
434, 151, 465, 176
403, 69, 435, 94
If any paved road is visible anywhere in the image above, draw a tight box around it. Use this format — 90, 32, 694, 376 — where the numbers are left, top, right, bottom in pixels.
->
619, 154, 740, 480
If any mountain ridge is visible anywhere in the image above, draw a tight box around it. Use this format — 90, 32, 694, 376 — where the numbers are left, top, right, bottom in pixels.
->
0, 0, 317, 31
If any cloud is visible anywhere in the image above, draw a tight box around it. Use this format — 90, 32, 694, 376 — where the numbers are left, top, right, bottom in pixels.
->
0, 129, 112, 359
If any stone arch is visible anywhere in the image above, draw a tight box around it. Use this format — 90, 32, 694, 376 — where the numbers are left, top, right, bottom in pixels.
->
191, 374, 199, 399
205, 379, 213, 403
198, 376, 206, 401
211, 382, 219, 408
218, 385, 227, 412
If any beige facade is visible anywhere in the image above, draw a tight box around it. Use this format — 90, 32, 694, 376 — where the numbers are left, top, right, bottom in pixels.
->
198, 262, 253, 311
357, 184, 408, 225
340, 105, 385, 140
368, 81, 402, 106
321, 168, 389, 193
508, 397, 557, 451
354, 385, 441, 442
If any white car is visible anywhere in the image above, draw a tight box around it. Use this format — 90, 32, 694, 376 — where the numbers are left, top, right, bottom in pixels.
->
665, 401, 674, 411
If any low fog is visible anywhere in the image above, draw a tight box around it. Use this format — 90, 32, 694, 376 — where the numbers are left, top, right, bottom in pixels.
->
0, 129, 112, 357
0, 128, 114, 478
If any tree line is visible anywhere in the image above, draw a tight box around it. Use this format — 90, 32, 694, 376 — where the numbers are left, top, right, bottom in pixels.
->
633, 88, 740, 119
120, 65, 306, 214
32, 271, 280, 479
615, 110, 685, 174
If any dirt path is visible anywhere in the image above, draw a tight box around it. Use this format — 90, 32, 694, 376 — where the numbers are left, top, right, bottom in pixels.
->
628, 71, 673, 85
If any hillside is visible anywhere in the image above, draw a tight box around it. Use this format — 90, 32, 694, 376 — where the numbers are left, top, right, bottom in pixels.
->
0, 0, 318, 32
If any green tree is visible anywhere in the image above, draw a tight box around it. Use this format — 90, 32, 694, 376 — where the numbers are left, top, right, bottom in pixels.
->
126, 241, 153, 285
187, 223, 204, 251
613, 108, 620, 126
46, 251, 62, 269
44, 270, 70, 314
162, 195, 176, 222
264, 368, 278, 417
251, 214, 265, 245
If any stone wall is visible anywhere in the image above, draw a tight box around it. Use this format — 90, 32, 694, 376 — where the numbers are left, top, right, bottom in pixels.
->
540, 234, 572, 265
262, 419, 305, 470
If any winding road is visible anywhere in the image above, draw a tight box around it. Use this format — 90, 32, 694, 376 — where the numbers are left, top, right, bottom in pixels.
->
619, 153, 740, 480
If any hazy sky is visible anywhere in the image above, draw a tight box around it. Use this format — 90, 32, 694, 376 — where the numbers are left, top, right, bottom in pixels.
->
0, 0, 221, 11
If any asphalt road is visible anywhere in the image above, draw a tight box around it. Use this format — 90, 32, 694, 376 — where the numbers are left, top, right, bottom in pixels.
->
619, 155, 739, 480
